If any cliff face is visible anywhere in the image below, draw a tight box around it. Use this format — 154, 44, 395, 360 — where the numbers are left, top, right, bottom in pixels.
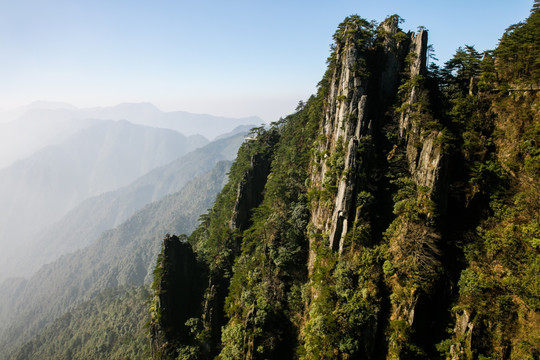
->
308, 16, 441, 256
149, 235, 204, 359
230, 135, 278, 232
150, 9, 539, 360
304, 15, 447, 359
308, 15, 371, 253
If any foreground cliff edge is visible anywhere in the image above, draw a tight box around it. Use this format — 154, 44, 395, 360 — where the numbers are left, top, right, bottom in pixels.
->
150, 10, 540, 360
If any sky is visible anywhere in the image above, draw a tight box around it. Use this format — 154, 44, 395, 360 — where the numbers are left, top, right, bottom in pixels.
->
0, 0, 534, 123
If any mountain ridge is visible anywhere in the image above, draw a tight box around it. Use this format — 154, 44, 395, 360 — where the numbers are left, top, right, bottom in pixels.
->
0, 160, 234, 358
0, 101, 259, 169
0, 119, 209, 281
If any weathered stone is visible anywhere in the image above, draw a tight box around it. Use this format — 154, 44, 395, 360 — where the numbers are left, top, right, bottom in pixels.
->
230, 151, 274, 231
150, 234, 204, 359
309, 20, 371, 254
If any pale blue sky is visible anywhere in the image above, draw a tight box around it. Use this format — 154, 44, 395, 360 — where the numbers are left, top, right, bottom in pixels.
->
0, 0, 533, 122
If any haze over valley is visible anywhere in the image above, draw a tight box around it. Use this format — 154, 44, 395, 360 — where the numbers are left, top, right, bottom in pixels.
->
0, 101, 258, 282
0, 1, 537, 359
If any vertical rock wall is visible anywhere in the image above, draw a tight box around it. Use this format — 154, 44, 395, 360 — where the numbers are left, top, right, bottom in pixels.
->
230, 150, 275, 232
398, 29, 445, 196
306, 15, 447, 358
309, 19, 371, 253
308, 18, 444, 256
150, 235, 203, 359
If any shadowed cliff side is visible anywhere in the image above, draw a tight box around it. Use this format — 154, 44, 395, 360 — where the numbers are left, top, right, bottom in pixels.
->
150, 127, 281, 359
150, 235, 205, 359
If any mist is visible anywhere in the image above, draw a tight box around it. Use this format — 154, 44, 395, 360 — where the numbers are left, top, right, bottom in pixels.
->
0, 101, 257, 283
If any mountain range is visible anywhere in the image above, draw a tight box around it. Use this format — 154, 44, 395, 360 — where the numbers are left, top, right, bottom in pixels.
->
0, 120, 207, 280
2, 3, 539, 359
8, 131, 245, 279
0, 100, 256, 282
0, 160, 234, 358
0, 102, 261, 169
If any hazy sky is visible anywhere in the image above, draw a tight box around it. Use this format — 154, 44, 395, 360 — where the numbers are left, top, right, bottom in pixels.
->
0, 0, 533, 122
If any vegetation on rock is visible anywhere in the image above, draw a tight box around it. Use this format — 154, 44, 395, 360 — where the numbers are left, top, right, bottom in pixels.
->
5, 4, 539, 360
150, 4, 539, 359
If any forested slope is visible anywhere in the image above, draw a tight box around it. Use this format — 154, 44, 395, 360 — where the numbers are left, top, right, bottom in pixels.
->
11, 286, 151, 360
150, 4, 539, 359
1, 161, 232, 359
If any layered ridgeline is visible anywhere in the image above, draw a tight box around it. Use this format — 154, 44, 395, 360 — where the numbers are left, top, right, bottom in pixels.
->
0, 101, 260, 169
150, 8, 539, 360
6, 131, 245, 280
0, 160, 233, 359
0, 120, 208, 281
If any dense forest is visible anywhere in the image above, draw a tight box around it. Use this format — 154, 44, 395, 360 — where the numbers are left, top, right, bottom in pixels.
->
1, 159, 235, 359
150, 3, 539, 360
5, 3, 539, 360
11, 286, 151, 360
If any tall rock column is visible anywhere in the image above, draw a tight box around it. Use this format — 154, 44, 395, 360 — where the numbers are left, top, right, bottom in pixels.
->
308, 16, 372, 254
384, 28, 449, 359
149, 234, 204, 359
305, 15, 448, 359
